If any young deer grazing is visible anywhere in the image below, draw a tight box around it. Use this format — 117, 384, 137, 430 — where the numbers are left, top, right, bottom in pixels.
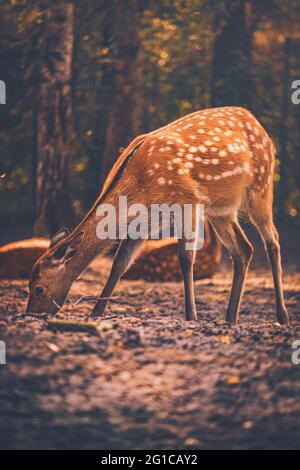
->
27, 107, 289, 324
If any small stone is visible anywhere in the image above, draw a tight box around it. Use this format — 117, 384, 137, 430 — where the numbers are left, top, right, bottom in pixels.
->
112, 306, 128, 314
98, 320, 113, 332
46, 342, 60, 353
124, 328, 144, 348
243, 421, 253, 429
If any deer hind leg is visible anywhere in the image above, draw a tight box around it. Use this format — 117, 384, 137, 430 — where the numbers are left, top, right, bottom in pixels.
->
209, 215, 253, 323
246, 192, 289, 324
92, 238, 144, 317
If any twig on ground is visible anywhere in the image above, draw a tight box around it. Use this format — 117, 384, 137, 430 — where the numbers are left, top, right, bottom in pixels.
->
47, 319, 100, 335
68, 295, 120, 306
52, 299, 61, 310
14, 312, 48, 319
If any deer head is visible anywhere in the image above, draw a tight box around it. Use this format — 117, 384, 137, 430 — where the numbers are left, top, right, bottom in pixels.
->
26, 228, 85, 314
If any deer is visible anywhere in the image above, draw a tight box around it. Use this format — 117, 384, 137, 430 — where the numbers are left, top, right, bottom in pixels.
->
26, 106, 289, 325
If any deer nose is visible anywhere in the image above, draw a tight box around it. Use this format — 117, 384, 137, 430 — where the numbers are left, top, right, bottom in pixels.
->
25, 295, 40, 314
25, 298, 31, 313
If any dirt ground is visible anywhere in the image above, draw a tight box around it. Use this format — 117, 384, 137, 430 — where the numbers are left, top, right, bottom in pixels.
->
0, 243, 300, 450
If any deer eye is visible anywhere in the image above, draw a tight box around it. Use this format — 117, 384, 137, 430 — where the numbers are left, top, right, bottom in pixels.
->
34, 286, 44, 297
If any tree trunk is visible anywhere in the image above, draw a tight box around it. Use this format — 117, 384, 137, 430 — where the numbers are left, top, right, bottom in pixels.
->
91, 1, 116, 187
34, 4, 75, 236
211, 0, 253, 108
100, 0, 140, 185
277, 38, 291, 227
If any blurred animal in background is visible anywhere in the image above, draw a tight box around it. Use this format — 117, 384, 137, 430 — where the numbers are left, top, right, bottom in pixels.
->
0, 239, 49, 279
0, 221, 221, 282
124, 221, 221, 282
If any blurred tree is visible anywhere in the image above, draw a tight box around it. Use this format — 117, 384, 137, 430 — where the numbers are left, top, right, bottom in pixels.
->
100, 0, 141, 184
211, 0, 254, 108
1, 0, 300, 240
89, 0, 115, 185
277, 37, 291, 226
33, 4, 76, 235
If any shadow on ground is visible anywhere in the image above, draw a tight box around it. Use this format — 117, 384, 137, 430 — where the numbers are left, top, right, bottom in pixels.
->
0, 251, 299, 449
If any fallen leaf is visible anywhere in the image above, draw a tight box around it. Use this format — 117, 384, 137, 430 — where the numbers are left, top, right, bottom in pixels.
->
184, 437, 201, 447
226, 375, 241, 385
219, 335, 231, 344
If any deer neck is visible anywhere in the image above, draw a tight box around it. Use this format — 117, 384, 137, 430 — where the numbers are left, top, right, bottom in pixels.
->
66, 205, 117, 281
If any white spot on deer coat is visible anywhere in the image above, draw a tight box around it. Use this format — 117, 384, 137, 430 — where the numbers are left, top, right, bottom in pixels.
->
158, 177, 166, 185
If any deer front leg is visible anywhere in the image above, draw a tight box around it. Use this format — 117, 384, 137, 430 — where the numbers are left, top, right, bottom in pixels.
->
92, 238, 144, 316
178, 238, 197, 321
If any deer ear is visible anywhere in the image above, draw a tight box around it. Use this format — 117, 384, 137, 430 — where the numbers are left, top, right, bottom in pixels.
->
68, 230, 85, 251
52, 230, 84, 264
50, 228, 69, 248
